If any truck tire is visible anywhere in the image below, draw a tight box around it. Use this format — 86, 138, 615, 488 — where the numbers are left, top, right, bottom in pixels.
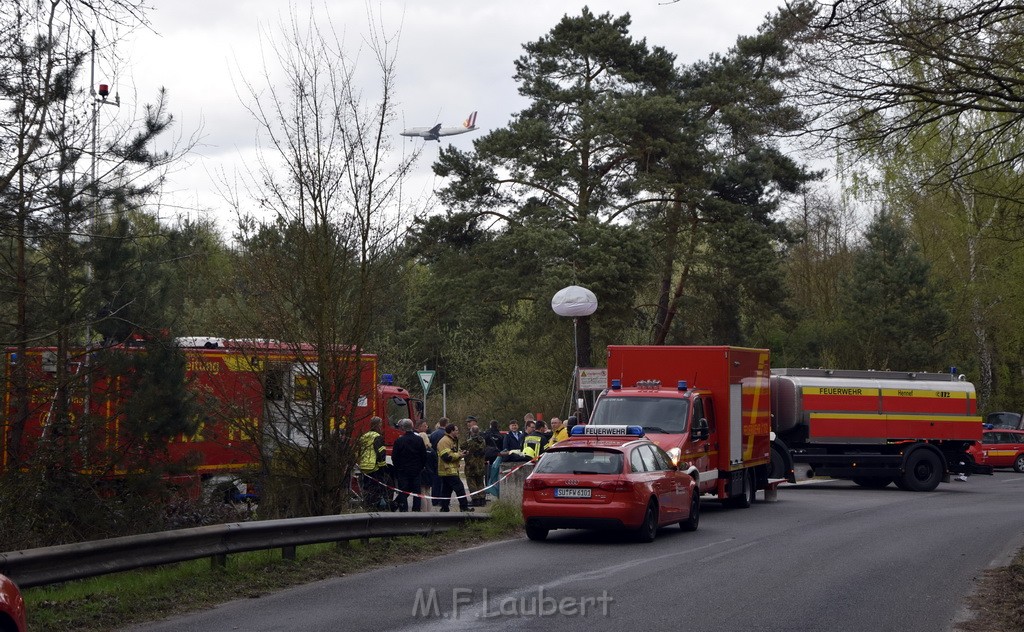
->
637, 500, 658, 542
726, 468, 755, 509
1014, 454, 1024, 473
768, 442, 790, 480
852, 477, 892, 489
680, 493, 700, 532
900, 448, 944, 492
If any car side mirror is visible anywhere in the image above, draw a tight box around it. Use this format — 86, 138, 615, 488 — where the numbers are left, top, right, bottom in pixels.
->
691, 417, 709, 441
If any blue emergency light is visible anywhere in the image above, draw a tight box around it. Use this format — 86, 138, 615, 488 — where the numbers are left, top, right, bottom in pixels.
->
611, 379, 621, 390
381, 373, 394, 385
570, 424, 645, 438
678, 380, 687, 391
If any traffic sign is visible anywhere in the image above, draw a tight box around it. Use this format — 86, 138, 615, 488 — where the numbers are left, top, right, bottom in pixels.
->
578, 368, 607, 390
417, 370, 436, 396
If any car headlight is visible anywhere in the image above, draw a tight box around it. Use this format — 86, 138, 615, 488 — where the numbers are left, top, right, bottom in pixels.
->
667, 447, 682, 467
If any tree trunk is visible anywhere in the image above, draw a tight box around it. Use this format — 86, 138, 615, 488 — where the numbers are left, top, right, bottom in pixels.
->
653, 201, 700, 345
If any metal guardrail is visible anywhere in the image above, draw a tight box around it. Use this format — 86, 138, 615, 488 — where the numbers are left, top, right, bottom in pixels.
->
0, 512, 489, 589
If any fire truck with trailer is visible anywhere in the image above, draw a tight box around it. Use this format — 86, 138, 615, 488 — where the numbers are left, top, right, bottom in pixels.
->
1, 337, 422, 499
590, 346, 772, 508
768, 368, 991, 491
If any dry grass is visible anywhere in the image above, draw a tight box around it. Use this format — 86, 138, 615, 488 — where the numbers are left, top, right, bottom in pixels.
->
958, 547, 1024, 632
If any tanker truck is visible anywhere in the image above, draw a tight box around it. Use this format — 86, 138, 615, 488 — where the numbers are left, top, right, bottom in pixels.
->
768, 368, 993, 491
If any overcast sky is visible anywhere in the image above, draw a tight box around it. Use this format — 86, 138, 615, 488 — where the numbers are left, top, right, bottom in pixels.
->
98, 1, 784, 234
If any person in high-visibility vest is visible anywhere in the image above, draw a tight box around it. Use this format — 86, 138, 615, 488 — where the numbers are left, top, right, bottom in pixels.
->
437, 424, 473, 512
522, 420, 549, 460
358, 417, 388, 509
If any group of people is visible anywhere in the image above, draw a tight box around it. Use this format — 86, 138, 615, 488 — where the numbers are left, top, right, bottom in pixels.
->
357, 411, 588, 513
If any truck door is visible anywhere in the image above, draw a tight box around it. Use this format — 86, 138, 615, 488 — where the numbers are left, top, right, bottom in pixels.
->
691, 395, 715, 494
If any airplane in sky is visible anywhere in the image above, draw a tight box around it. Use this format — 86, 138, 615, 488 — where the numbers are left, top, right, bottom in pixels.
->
401, 111, 478, 142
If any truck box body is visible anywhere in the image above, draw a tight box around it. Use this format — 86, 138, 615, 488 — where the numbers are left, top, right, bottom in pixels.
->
593, 346, 771, 503
2, 339, 420, 497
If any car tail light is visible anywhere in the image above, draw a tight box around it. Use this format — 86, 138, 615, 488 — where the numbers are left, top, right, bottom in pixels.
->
597, 480, 631, 492
523, 478, 548, 491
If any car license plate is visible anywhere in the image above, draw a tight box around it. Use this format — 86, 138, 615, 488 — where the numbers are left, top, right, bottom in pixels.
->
555, 487, 592, 498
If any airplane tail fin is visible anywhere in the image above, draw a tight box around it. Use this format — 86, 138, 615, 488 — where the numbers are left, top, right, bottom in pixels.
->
463, 111, 477, 128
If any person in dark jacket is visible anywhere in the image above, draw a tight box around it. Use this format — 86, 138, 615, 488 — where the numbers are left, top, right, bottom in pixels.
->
503, 420, 525, 452
483, 420, 504, 465
392, 418, 427, 511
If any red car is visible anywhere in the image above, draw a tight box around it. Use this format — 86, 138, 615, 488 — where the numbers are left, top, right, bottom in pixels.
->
969, 429, 1024, 473
521, 425, 699, 542
0, 574, 26, 632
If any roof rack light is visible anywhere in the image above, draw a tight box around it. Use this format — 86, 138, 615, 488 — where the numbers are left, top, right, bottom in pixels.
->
571, 424, 645, 438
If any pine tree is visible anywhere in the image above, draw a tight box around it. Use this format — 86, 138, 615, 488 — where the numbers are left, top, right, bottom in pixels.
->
433, 8, 676, 368
840, 210, 949, 370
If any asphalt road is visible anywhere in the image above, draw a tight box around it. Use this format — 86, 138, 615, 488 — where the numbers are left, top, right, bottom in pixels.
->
125, 472, 1024, 632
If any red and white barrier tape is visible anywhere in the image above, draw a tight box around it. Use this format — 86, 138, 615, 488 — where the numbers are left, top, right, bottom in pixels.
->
360, 461, 534, 501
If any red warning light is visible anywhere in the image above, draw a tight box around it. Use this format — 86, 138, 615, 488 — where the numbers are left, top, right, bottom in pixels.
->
98, 84, 109, 97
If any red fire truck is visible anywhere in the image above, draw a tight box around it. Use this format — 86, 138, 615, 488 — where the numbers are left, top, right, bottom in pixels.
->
1, 337, 421, 498
590, 346, 771, 508
769, 368, 991, 491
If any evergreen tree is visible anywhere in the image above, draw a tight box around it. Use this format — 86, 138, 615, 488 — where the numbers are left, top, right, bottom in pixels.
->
636, 7, 817, 345
433, 8, 674, 369
840, 210, 949, 370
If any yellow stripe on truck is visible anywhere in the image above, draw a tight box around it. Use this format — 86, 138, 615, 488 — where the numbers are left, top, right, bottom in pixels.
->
880, 389, 968, 399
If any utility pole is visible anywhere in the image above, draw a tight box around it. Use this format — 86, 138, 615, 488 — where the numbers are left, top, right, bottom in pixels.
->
83, 29, 119, 416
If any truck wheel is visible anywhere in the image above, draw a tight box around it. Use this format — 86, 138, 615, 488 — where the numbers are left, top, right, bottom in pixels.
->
525, 525, 548, 541
768, 443, 790, 480
726, 468, 755, 509
636, 501, 658, 542
680, 493, 700, 532
852, 477, 892, 489
1014, 454, 1024, 473
900, 449, 943, 492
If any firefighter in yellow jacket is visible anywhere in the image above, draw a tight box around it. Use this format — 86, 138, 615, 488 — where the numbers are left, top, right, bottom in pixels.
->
522, 420, 549, 460
358, 417, 389, 510
436, 423, 473, 512
548, 417, 568, 447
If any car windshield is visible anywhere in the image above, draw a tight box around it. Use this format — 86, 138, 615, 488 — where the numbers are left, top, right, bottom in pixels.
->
534, 449, 624, 475
589, 396, 689, 434
986, 412, 1022, 429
